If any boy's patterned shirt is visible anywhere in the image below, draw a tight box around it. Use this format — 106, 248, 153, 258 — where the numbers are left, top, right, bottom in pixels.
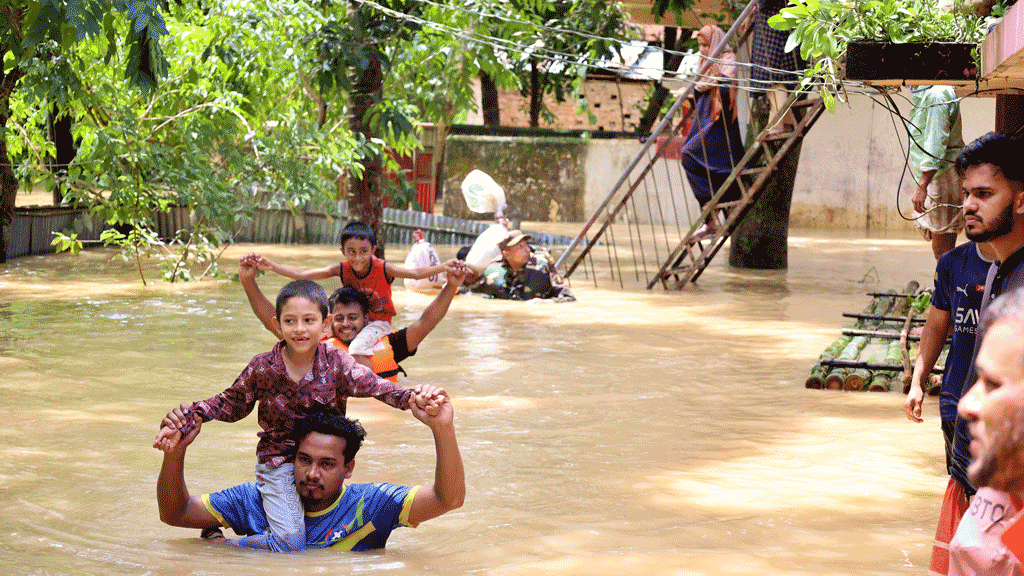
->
177, 342, 411, 467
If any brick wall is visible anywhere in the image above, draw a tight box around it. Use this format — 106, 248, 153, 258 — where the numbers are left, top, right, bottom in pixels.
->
497, 78, 650, 132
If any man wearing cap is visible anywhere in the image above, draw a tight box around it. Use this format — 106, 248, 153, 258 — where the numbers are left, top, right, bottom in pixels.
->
473, 230, 575, 302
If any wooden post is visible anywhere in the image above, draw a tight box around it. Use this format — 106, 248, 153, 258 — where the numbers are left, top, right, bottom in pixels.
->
996, 95, 1024, 135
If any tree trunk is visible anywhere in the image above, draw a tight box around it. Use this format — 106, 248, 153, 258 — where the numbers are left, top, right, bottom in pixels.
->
729, 95, 800, 270
529, 57, 541, 128
0, 67, 26, 265
638, 26, 680, 136
0, 7, 26, 264
47, 104, 77, 204
479, 71, 500, 126
348, 47, 385, 256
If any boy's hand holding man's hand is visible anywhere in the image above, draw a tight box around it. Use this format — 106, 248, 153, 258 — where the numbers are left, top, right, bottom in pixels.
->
412, 384, 447, 416
253, 255, 274, 271
238, 255, 258, 282
410, 385, 453, 427
446, 261, 468, 286
153, 402, 201, 452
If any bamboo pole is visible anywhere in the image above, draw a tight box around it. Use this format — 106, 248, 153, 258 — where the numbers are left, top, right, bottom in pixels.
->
867, 370, 896, 392
841, 329, 931, 341
892, 370, 906, 393
842, 313, 927, 324
865, 291, 897, 330
819, 359, 943, 373
825, 336, 868, 389
805, 364, 825, 389
806, 334, 852, 388
898, 298, 918, 394
845, 339, 888, 391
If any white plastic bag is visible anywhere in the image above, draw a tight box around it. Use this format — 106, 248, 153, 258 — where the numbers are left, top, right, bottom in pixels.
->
403, 238, 445, 292
465, 222, 509, 267
460, 169, 507, 215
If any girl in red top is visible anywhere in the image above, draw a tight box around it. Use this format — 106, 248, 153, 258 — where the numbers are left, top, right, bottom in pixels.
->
254, 222, 452, 369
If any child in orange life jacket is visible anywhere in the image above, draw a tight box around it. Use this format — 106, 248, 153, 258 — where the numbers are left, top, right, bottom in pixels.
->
253, 221, 454, 370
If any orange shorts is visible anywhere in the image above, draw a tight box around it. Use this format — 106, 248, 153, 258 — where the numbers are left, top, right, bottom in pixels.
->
930, 476, 971, 576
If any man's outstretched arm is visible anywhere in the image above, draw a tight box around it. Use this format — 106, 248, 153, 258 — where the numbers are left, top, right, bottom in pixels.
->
406, 389, 465, 526
156, 408, 222, 531
405, 264, 468, 351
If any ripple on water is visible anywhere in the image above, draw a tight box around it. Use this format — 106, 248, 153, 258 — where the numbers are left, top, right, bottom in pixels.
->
0, 238, 947, 575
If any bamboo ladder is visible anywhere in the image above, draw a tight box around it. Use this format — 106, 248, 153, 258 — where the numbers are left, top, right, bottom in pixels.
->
651, 95, 826, 289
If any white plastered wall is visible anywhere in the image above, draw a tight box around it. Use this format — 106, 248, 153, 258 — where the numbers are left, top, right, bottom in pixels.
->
580, 89, 997, 231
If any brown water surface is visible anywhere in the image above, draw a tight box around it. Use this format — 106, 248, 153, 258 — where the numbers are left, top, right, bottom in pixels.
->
0, 230, 947, 575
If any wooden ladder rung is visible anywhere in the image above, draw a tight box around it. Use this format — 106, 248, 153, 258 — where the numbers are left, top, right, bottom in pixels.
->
661, 266, 693, 279
759, 129, 797, 142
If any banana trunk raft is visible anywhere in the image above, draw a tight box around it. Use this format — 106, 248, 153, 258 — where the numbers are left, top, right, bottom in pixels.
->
806, 281, 948, 393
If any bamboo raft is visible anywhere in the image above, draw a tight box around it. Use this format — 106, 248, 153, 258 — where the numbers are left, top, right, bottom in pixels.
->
806, 281, 950, 393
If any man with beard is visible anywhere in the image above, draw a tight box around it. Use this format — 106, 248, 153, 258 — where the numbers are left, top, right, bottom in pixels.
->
950, 287, 1024, 575
948, 132, 1024, 506
156, 391, 464, 551
905, 240, 993, 576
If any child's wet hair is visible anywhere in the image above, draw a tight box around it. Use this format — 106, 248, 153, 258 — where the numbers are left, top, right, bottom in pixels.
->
340, 221, 376, 248
276, 280, 329, 319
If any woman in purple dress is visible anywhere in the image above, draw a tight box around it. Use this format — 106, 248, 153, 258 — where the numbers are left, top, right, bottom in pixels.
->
680, 25, 745, 239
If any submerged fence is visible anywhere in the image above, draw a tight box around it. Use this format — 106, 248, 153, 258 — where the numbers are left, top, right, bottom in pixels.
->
7, 200, 573, 260
238, 201, 572, 247
7, 206, 103, 259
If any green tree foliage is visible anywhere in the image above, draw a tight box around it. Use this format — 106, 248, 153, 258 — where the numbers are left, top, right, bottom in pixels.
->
4, 0, 643, 280
1, 0, 168, 264
8, 1, 366, 281
509, 0, 637, 127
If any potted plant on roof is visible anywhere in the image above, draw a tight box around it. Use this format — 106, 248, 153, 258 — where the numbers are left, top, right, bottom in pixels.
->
767, 0, 1003, 110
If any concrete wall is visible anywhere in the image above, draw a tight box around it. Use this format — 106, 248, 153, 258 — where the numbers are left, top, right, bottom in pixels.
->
447, 89, 997, 230
790, 90, 995, 231
443, 135, 588, 222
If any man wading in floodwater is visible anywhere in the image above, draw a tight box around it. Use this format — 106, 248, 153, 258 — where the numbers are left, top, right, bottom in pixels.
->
156, 395, 464, 550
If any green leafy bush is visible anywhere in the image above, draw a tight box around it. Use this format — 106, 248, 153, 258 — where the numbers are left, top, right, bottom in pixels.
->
767, 0, 990, 110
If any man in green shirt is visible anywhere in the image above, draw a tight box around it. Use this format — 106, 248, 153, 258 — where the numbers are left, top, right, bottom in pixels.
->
908, 85, 966, 260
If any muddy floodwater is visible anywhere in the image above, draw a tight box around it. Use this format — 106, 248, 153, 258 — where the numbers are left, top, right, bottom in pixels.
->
1, 230, 951, 575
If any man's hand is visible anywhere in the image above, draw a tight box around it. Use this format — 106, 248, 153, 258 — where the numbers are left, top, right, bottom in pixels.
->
239, 255, 258, 283
904, 384, 925, 423
912, 182, 929, 214
153, 403, 201, 452
446, 261, 469, 287
411, 386, 452, 427
405, 391, 462, 526
412, 384, 447, 418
